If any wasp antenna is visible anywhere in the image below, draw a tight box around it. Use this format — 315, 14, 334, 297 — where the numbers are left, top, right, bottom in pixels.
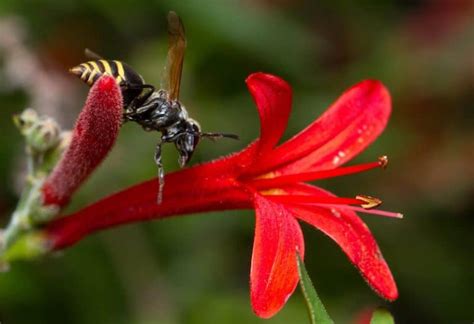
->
224, 133, 240, 140
200, 132, 239, 140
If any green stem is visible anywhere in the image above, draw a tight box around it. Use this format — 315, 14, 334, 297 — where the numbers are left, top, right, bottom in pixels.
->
1, 109, 65, 262
296, 253, 334, 324
2, 178, 44, 249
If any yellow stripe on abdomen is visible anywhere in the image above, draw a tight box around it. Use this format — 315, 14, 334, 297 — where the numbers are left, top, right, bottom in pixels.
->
87, 61, 101, 85
87, 69, 98, 85
80, 63, 91, 81
115, 60, 126, 80
100, 60, 113, 75
88, 61, 100, 72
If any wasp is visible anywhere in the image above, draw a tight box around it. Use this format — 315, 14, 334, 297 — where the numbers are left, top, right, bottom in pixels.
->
69, 11, 238, 203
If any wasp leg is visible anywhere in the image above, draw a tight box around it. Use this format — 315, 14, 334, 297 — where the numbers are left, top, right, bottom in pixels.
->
123, 90, 154, 117
123, 83, 156, 116
154, 141, 165, 204
134, 84, 156, 105
135, 101, 160, 115
161, 132, 184, 143
124, 101, 158, 121
120, 81, 155, 92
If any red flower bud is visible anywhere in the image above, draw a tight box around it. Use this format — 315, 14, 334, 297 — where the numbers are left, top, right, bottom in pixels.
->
42, 76, 122, 207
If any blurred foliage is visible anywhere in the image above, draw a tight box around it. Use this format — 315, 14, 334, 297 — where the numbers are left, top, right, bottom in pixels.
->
0, 0, 473, 323
371, 308, 395, 324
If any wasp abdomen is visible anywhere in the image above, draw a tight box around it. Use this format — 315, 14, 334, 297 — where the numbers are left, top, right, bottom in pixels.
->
70, 59, 146, 107
69, 60, 144, 87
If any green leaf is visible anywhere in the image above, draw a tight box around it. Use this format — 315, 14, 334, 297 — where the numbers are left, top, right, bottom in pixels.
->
370, 308, 395, 324
296, 252, 334, 324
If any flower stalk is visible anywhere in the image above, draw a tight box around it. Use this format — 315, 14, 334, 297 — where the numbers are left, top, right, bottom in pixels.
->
1, 109, 68, 254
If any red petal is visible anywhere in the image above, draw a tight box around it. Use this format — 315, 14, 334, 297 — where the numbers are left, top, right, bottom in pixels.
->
42, 76, 123, 207
246, 73, 292, 156
46, 144, 259, 249
251, 80, 391, 175
283, 184, 398, 301
250, 194, 304, 318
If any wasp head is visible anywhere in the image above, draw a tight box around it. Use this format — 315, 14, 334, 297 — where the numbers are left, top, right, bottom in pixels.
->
175, 119, 201, 167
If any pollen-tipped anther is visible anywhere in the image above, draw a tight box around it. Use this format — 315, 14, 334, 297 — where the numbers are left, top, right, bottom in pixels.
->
378, 155, 388, 169
356, 195, 382, 209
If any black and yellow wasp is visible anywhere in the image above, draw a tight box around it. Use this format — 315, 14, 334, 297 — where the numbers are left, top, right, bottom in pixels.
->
69, 11, 238, 203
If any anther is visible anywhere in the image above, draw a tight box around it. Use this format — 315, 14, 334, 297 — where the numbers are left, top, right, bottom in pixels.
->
356, 195, 382, 209
378, 155, 388, 169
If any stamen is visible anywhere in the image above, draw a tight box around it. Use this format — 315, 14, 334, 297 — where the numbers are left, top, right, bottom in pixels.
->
378, 155, 389, 169
249, 156, 389, 189
265, 194, 366, 207
355, 195, 382, 209
348, 206, 404, 218
316, 204, 404, 219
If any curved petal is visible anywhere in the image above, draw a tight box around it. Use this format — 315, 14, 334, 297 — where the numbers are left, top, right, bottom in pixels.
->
250, 193, 305, 318
251, 80, 391, 175
246, 73, 292, 156
283, 184, 398, 301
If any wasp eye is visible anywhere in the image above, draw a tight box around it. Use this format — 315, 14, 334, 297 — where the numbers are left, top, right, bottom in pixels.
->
186, 118, 201, 133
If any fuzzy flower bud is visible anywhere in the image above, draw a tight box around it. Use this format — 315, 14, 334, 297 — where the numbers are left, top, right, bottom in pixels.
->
41, 75, 123, 207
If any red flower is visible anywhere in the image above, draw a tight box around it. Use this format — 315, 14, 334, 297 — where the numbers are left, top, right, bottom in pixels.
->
45, 73, 399, 318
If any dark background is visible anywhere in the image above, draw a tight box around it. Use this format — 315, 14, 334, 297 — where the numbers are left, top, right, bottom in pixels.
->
0, 0, 472, 323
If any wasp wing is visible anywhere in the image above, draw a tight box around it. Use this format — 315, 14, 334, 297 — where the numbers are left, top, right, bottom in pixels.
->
165, 11, 186, 101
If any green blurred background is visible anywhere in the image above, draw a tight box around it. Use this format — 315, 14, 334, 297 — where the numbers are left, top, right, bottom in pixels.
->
0, 0, 472, 323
